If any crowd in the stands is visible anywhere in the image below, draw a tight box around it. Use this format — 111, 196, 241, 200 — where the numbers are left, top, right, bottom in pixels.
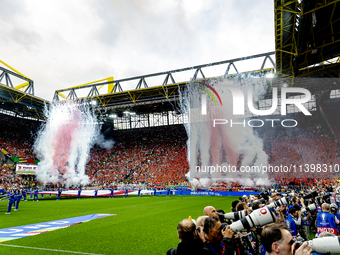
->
1, 99, 340, 190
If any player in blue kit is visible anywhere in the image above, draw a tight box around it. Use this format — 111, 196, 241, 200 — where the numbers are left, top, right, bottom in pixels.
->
77, 188, 81, 199
109, 188, 114, 198
12, 190, 16, 208
15, 190, 22, 211
22, 189, 27, 201
57, 188, 62, 200
33, 188, 38, 201
5, 190, 15, 214
94, 189, 98, 199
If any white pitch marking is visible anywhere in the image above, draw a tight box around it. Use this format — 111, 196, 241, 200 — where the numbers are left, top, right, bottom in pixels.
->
0, 244, 103, 255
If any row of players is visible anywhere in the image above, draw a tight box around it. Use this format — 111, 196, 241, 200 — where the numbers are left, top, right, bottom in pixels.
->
168, 190, 340, 255
2, 186, 175, 214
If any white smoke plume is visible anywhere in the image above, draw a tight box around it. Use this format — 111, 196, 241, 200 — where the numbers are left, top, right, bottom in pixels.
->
181, 77, 271, 187
34, 101, 101, 187
95, 133, 114, 150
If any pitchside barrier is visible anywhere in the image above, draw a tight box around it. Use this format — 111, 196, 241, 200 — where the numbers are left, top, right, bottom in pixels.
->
172, 191, 261, 196
26, 190, 261, 197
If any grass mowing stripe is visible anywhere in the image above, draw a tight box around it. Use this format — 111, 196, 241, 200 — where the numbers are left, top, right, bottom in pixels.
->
0, 244, 103, 255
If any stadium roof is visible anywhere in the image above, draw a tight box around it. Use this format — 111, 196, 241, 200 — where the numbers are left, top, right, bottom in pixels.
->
275, 0, 340, 77
2, 0, 340, 121
0, 61, 49, 120
52, 52, 275, 116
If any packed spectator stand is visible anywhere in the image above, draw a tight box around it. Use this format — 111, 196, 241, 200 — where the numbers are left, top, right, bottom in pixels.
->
1, 100, 340, 191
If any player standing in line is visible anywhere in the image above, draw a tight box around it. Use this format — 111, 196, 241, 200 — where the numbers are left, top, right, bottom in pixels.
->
5, 190, 15, 214
33, 188, 38, 201
77, 187, 81, 200
57, 188, 62, 200
15, 190, 22, 211
109, 188, 114, 198
22, 189, 27, 201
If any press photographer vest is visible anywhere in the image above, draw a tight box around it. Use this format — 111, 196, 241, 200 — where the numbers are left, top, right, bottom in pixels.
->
285, 214, 298, 238
317, 211, 338, 235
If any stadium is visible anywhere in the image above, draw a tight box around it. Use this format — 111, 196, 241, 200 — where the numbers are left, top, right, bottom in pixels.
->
2, 1, 340, 254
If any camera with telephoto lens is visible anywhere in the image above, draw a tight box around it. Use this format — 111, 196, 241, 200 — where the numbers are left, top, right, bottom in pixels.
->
303, 191, 318, 200
229, 207, 276, 232
301, 204, 316, 213
330, 203, 338, 214
266, 197, 288, 209
221, 209, 248, 221
282, 192, 295, 197
221, 222, 229, 231
258, 198, 266, 204
293, 236, 340, 254
323, 193, 331, 203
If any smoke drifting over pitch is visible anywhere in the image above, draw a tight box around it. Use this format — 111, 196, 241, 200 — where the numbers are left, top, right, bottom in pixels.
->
183, 77, 270, 186
34, 101, 112, 187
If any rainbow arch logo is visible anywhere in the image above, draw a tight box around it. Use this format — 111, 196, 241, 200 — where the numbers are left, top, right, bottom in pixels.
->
198, 82, 222, 115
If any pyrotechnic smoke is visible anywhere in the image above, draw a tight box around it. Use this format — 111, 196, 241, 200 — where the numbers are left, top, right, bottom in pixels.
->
96, 133, 115, 150
34, 101, 101, 187
181, 77, 270, 187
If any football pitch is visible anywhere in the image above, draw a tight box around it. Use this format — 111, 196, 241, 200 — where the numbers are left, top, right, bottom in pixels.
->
0, 195, 237, 254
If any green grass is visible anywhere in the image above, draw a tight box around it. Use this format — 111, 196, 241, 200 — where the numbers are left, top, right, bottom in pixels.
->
0, 195, 237, 255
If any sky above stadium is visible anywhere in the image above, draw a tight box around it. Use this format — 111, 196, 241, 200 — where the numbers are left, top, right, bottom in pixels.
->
0, 0, 274, 101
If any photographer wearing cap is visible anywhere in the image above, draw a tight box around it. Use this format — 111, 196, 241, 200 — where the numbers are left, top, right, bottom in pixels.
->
261, 223, 312, 255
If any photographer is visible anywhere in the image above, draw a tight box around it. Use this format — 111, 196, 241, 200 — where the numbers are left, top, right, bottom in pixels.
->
167, 219, 206, 255
261, 223, 312, 255
202, 216, 238, 255
204, 206, 219, 217
330, 203, 340, 234
285, 207, 301, 239
316, 203, 338, 236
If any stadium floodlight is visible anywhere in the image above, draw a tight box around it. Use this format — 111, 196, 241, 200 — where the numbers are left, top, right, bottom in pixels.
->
123, 111, 130, 115
91, 100, 97, 106
109, 114, 117, 118
129, 112, 136, 115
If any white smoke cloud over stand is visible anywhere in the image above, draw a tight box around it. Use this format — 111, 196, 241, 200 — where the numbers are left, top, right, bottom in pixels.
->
34, 101, 108, 187
182, 77, 271, 187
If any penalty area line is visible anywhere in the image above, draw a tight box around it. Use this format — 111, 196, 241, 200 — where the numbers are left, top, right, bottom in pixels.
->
0, 243, 103, 255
